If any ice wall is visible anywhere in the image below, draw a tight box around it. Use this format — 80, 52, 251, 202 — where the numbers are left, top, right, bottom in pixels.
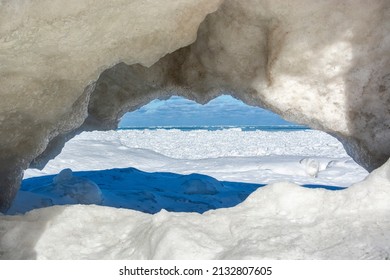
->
0, 0, 222, 211
0, 0, 389, 210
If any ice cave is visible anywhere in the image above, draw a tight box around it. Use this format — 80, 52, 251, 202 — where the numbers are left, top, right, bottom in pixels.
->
0, 0, 390, 259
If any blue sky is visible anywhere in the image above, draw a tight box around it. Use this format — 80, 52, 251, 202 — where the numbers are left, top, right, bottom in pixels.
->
119, 95, 297, 127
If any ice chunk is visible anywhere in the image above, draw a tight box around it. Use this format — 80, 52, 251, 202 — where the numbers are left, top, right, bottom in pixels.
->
300, 158, 320, 177
52, 169, 102, 205
182, 175, 219, 195
53, 168, 73, 184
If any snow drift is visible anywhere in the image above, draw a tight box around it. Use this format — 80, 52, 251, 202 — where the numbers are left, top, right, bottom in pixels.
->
0, 0, 390, 210
1, 158, 389, 260
5, 129, 366, 215
0, 129, 383, 260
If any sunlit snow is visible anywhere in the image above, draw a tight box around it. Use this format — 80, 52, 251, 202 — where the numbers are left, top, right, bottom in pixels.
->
1, 129, 389, 260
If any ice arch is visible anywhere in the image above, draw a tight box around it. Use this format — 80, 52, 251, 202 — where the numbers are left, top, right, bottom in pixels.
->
0, 0, 389, 211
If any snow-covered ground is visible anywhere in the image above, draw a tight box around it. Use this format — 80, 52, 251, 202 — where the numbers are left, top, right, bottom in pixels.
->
24, 129, 367, 185
9, 129, 368, 214
2, 129, 390, 259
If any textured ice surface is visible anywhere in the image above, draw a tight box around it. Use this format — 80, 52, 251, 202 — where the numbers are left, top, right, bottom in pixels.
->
24, 129, 368, 186
1, 129, 385, 260
1, 158, 389, 259
6, 129, 367, 215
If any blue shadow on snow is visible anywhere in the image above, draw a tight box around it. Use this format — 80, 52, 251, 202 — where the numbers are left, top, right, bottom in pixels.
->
18, 167, 345, 214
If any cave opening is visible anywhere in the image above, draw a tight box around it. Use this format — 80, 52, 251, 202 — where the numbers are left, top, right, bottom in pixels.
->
1, 0, 389, 261
6, 95, 368, 215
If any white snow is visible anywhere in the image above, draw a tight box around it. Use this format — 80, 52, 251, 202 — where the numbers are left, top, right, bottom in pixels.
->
24, 129, 367, 186
2, 129, 389, 260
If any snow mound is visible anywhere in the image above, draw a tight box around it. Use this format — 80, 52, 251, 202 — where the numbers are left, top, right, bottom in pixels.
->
1, 160, 389, 260
300, 158, 321, 177
182, 175, 220, 195
52, 169, 102, 205
24, 129, 368, 187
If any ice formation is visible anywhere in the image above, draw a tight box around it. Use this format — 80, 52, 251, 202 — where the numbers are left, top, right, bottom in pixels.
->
0, 0, 390, 210
300, 158, 321, 178
1, 158, 389, 260
5, 129, 367, 216
51, 168, 102, 205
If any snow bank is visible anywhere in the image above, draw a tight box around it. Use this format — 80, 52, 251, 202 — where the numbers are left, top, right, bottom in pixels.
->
24, 129, 368, 187
1, 159, 389, 260
3, 128, 366, 216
